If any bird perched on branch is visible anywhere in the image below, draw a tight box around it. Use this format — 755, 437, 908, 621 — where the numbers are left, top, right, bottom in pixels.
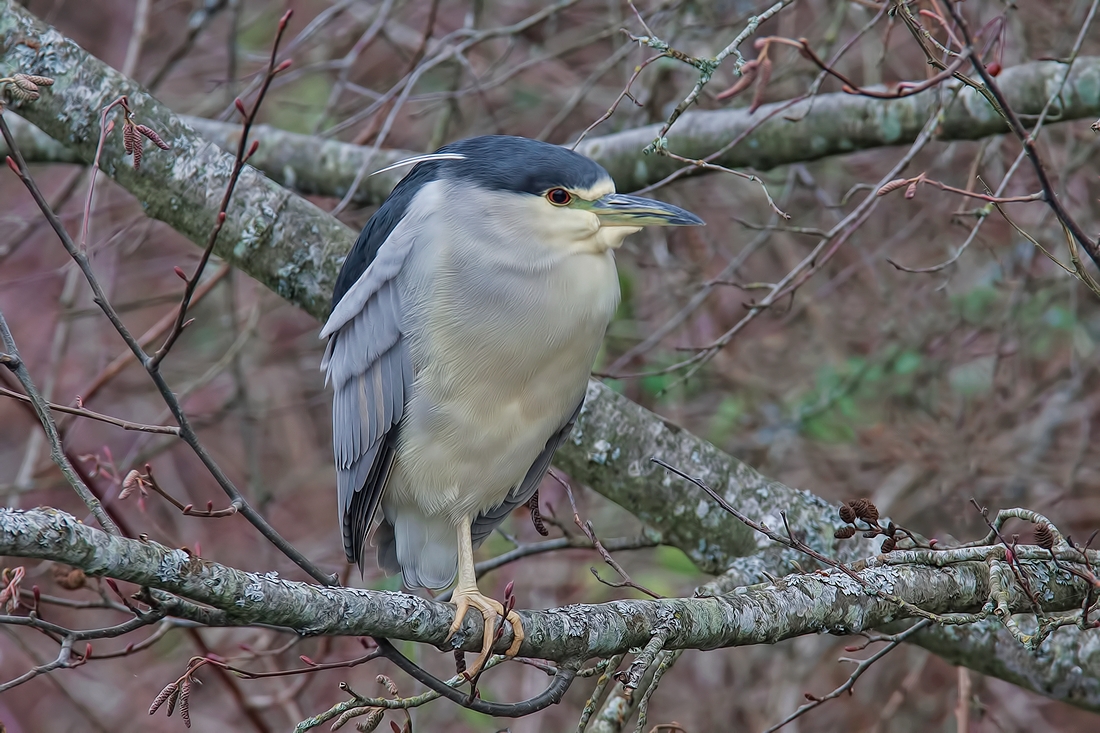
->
322, 135, 703, 674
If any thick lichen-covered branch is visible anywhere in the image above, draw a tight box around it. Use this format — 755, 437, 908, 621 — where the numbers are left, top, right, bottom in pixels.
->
0, 507, 1093, 666
185, 54, 1100, 198
0, 1, 350, 319
2, 44, 1098, 203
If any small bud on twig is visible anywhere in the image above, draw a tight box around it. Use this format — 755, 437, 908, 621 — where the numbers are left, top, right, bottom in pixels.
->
877, 178, 910, 196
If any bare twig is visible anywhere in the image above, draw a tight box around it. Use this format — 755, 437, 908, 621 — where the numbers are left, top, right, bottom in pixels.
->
945, 1, 1100, 269
0, 387, 180, 435
0, 309, 120, 534
761, 620, 933, 732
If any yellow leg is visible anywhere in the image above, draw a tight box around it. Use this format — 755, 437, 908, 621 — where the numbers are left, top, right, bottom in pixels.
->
444, 518, 524, 676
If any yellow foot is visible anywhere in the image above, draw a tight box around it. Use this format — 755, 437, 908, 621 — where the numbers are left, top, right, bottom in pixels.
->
445, 586, 524, 677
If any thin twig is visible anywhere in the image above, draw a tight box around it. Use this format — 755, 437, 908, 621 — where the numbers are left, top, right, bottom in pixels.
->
761, 620, 933, 732
945, 1, 1100, 269
0, 309, 120, 535
0, 387, 180, 435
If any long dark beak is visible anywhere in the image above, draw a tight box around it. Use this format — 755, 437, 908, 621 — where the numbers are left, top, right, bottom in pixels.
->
590, 193, 704, 227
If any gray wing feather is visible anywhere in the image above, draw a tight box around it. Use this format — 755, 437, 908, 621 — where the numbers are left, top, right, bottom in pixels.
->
322, 235, 416, 567
470, 398, 585, 546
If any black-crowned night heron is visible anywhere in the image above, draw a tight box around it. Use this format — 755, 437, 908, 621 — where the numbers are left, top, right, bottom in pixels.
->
322, 135, 703, 673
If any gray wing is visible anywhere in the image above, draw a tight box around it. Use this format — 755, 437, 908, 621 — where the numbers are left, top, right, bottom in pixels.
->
321, 227, 417, 568
470, 398, 584, 546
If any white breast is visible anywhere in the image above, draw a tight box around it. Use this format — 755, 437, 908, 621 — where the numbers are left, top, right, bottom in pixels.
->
389, 186, 620, 521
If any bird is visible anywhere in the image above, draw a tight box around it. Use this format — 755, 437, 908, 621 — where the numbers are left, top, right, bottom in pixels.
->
321, 135, 703, 675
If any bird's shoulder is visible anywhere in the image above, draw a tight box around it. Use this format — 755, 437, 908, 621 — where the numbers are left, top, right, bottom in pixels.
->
330, 165, 442, 312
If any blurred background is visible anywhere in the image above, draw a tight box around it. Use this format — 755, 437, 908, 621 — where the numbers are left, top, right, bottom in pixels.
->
2, 0, 1100, 730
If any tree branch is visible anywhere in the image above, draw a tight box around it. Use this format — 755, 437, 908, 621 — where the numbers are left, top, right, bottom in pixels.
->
2, 36, 1098, 203
0, 506, 1093, 668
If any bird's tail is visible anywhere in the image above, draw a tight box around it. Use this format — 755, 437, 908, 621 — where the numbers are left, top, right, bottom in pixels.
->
374, 510, 458, 591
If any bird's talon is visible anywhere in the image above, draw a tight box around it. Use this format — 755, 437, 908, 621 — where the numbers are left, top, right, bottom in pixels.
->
449, 587, 524, 677
504, 609, 524, 657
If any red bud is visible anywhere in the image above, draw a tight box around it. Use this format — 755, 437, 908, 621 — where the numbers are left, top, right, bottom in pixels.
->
217, 212, 227, 223
234, 98, 247, 119
245, 139, 260, 160
300, 655, 316, 666
173, 266, 188, 281
987, 62, 1002, 77
6, 156, 19, 173
275, 59, 293, 73
504, 580, 515, 598
279, 9, 293, 28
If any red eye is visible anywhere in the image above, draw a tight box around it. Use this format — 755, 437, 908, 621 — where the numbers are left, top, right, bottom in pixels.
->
546, 188, 572, 206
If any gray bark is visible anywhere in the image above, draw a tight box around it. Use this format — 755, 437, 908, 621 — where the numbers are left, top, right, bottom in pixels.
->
0, 2, 350, 319
0, 507, 1093, 667
914, 619, 1100, 707
3, 0, 1100, 711
2, 52, 1097, 203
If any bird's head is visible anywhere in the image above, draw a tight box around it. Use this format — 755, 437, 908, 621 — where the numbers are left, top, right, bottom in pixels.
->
375, 135, 704, 256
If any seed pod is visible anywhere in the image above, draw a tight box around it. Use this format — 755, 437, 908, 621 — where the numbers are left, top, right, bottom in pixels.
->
149, 681, 177, 715
179, 678, 191, 728
851, 498, 879, 522
838, 503, 856, 524
123, 122, 138, 155
16, 74, 53, 86
6, 83, 39, 101
881, 536, 897, 553
136, 124, 170, 150
834, 526, 856, 539
528, 491, 548, 536
132, 137, 144, 170
1034, 523, 1055, 550
877, 178, 910, 196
